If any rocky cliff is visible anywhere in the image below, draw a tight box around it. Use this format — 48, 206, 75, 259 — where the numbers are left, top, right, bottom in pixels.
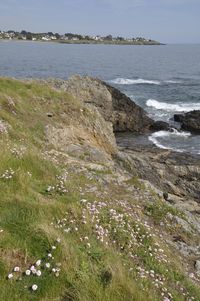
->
48, 75, 154, 133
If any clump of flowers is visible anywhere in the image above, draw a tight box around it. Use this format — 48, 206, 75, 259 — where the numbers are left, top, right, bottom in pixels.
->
10, 146, 27, 158
52, 197, 196, 301
1, 168, 15, 180
7, 240, 61, 292
46, 171, 68, 194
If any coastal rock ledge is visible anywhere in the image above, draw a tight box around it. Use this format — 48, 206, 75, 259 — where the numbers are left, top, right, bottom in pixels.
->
49, 76, 155, 133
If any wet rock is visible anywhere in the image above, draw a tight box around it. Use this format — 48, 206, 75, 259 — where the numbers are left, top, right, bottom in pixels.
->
150, 121, 170, 131
174, 114, 184, 123
174, 110, 200, 134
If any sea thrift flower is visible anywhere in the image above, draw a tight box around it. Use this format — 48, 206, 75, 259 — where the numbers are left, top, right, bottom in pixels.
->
8, 273, 13, 279
45, 263, 50, 268
36, 270, 42, 276
30, 265, 35, 271
32, 284, 38, 291
36, 260, 41, 266
25, 270, 31, 276
30, 266, 37, 274
80, 199, 87, 203
14, 266, 20, 272
64, 228, 70, 233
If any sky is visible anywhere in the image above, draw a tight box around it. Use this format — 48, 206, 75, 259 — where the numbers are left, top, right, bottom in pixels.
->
0, 0, 200, 43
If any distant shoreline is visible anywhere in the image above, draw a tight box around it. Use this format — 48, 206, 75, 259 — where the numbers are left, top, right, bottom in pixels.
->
0, 38, 164, 46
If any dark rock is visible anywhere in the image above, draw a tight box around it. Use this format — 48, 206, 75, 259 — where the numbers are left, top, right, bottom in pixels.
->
104, 81, 154, 133
174, 110, 200, 134
174, 114, 184, 123
150, 121, 170, 131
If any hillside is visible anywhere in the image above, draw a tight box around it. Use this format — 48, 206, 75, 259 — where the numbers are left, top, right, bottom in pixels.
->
0, 77, 200, 301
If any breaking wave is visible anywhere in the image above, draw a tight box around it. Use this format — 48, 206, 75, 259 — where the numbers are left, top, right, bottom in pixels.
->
148, 129, 191, 152
146, 99, 200, 112
109, 78, 182, 85
109, 78, 161, 85
164, 80, 182, 84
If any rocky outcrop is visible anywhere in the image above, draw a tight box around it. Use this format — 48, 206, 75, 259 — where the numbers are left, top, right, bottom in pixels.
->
174, 110, 200, 134
48, 76, 155, 133
46, 76, 200, 204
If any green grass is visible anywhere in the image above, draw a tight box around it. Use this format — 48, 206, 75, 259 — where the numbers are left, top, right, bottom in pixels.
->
0, 78, 199, 301
144, 200, 185, 224
126, 176, 145, 190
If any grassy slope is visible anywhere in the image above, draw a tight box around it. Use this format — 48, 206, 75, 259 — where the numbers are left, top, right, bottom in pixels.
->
0, 78, 199, 301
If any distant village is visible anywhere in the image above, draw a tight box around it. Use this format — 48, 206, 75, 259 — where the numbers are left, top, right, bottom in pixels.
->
0, 30, 160, 44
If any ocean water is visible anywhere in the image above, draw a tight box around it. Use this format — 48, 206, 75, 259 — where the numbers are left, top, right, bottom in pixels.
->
0, 40, 200, 154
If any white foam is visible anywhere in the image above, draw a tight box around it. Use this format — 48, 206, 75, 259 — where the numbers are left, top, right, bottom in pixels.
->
151, 129, 191, 138
109, 78, 182, 85
148, 129, 191, 152
146, 99, 200, 112
164, 80, 182, 84
109, 78, 161, 85
149, 135, 171, 150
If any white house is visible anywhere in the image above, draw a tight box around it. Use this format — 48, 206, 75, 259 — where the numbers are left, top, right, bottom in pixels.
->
42, 36, 51, 41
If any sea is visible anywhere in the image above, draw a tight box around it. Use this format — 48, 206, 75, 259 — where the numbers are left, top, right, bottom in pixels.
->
0, 40, 200, 155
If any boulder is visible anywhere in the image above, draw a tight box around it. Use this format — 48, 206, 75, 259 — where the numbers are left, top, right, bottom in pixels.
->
150, 121, 170, 131
174, 110, 200, 134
